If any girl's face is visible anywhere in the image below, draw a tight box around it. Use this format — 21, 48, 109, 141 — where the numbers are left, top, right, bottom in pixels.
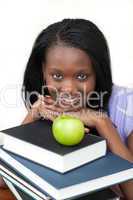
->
43, 45, 96, 107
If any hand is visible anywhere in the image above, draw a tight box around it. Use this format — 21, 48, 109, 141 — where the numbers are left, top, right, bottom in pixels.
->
63, 108, 101, 128
42, 95, 108, 132
30, 94, 81, 120
31, 95, 90, 133
30, 95, 59, 121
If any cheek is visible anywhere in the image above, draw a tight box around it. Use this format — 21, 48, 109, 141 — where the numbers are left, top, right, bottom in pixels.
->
88, 77, 96, 91
79, 77, 96, 95
43, 70, 57, 98
45, 76, 61, 92
45, 77, 54, 87
45, 76, 59, 99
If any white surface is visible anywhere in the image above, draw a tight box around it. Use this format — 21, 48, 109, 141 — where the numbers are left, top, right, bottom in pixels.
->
0, 0, 133, 130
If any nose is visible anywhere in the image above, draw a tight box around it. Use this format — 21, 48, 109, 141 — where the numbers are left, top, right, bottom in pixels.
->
60, 80, 77, 96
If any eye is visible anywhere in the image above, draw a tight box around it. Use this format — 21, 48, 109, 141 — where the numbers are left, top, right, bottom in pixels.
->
52, 73, 63, 80
77, 73, 88, 81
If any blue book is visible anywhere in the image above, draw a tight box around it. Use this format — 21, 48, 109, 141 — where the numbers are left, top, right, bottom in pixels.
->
0, 159, 120, 200
0, 159, 50, 200
3, 177, 121, 200
0, 146, 132, 200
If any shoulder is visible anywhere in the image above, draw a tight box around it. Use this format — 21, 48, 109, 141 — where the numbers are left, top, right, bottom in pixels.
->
108, 84, 133, 142
108, 84, 132, 117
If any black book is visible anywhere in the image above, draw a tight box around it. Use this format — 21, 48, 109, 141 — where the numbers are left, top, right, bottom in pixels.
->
1, 119, 106, 173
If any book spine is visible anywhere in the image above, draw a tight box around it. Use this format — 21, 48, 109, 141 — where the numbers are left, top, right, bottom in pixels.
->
0, 171, 44, 200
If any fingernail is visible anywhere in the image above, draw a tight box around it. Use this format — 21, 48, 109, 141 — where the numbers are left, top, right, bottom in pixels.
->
38, 94, 44, 99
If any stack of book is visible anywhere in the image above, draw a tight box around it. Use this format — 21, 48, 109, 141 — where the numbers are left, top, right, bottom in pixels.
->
0, 119, 133, 200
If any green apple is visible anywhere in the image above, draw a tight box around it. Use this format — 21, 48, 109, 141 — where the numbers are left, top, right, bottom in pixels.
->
52, 115, 85, 146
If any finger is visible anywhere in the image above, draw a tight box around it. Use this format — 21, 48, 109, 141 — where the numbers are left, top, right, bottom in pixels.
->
41, 99, 81, 118
58, 100, 82, 110
64, 107, 81, 112
84, 128, 90, 133
43, 103, 64, 113
38, 94, 45, 101
43, 96, 82, 112
35, 95, 45, 107
44, 103, 81, 113
44, 97, 79, 111
44, 96, 57, 105
42, 114, 55, 122
39, 95, 80, 112
41, 109, 60, 122
41, 103, 61, 116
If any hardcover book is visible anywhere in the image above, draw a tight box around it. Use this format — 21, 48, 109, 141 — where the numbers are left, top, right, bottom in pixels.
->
0, 147, 132, 200
1, 119, 106, 173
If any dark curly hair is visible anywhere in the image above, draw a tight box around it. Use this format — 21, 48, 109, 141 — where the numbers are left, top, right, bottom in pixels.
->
22, 18, 113, 112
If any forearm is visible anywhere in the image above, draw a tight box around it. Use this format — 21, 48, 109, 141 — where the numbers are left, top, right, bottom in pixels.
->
95, 117, 133, 200
119, 180, 133, 200
95, 117, 133, 162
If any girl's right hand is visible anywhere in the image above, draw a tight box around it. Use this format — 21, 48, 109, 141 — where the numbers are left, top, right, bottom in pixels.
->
30, 94, 82, 121
29, 95, 57, 121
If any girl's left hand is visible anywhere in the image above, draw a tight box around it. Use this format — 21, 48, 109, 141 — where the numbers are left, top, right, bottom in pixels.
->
63, 108, 106, 128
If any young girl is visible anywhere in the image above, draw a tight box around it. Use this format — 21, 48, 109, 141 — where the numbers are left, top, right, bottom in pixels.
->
1, 18, 133, 199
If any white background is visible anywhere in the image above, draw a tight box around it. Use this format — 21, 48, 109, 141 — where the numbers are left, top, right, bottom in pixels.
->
0, 0, 133, 130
